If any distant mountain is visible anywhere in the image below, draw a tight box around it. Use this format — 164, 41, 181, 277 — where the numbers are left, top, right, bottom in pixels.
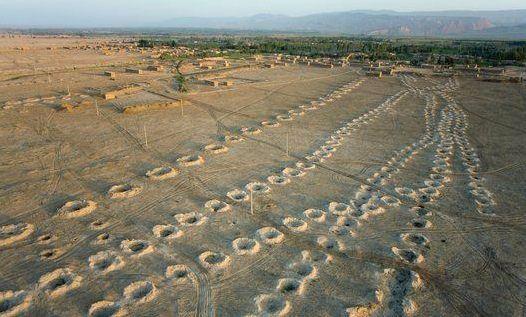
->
405, 10, 526, 26
463, 24, 526, 39
159, 10, 526, 38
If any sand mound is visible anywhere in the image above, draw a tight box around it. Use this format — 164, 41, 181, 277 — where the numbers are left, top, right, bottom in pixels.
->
381, 165, 398, 174
95, 233, 111, 244
165, 264, 193, 283
108, 184, 142, 199
267, 175, 291, 185
346, 304, 379, 317
241, 127, 262, 135
0, 290, 32, 317
475, 199, 496, 215
410, 205, 431, 217
336, 216, 360, 229
331, 134, 344, 141
325, 139, 341, 147
317, 236, 344, 251
403, 299, 419, 316
468, 179, 484, 190
277, 114, 294, 122
289, 262, 318, 280
88, 301, 126, 317
329, 202, 353, 216
330, 225, 352, 236
373, 171, 390, 181
368, 176, 387, 187
57, 200, 97, 218
146, 167, 179, 180
321, 145, 337, 153
299, 104, 318, 111
433, 158, 450, 168
380, 195, 401, 207
174, 212, 208, 227
232, 238, 261, 255
312, 150, 332, 159
261, 120, 280, 127
177, 154, 205, 167
90, 219, 109, 231
354, 189, 372, 205
204, 143, 229, 154
301, 250, 333, 264
227, 189, 249, 202
410, 218, 432, 229
391, 247, 424, 264
204, 200, 232, 213
296, 161, 316, 170
282, 167, 305, 178
152, 224, 183, 239
254, 294, 291, 316
89, 251, 125, 274
224, 135, 245, 143
245, 182, 271, 194
430, 166, 450, 175
120, 239, 154, 258
309, 103, 321, 110
395, 187, 416, 199
419, 186, 441, 200
37, 234, 56, 244
305, 155, 324, 163
39, 249, 63, 260
122, 281, 157, 305
471, 188, 496, 212
414, 191, 433, 204
360, 199, 385, 217
289, 109, 305, 116
0, 223, 35, 247
256, 227, 285, 245
283, 217, 308, 232
276, 278, 305, 295
401, 233, 429, 247
303, 209, 327, 223
198, 251, 231, 270
38, 268, 83, 298
336, 128, 351, 136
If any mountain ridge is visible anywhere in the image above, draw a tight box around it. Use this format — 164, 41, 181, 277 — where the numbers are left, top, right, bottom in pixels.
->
158, 10, 526, 38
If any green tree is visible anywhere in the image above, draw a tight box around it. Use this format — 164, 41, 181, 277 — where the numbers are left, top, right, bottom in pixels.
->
175, 74, 188, 93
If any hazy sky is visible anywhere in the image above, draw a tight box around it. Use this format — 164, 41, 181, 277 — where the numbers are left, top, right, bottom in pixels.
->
1, 0, 525, 27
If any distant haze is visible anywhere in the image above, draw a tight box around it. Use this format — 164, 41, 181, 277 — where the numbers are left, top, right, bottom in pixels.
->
0, 0, 526, 27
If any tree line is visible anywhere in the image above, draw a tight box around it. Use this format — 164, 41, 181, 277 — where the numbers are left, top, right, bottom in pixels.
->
138, 37, 526, 66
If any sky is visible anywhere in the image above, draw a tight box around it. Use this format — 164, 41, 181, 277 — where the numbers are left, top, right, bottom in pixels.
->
1, 0, 525, 27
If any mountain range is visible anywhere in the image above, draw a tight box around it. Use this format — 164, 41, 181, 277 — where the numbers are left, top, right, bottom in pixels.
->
158, 10, 526, 39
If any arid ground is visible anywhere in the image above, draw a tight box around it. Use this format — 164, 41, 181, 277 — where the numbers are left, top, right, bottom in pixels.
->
1, 37, 525, 317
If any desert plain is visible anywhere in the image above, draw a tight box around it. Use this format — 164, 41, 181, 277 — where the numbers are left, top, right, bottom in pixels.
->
0, 36, 525, 317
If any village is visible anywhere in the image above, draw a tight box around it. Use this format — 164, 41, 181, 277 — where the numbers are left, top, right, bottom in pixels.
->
1, 34, 524, 114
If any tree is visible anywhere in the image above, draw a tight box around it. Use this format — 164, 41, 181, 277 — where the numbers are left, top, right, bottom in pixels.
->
138, 39, 153, 48
175, 74, 188, 93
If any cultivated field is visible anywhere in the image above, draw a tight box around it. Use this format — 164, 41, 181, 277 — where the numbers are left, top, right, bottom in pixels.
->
0, 37, 525, 317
